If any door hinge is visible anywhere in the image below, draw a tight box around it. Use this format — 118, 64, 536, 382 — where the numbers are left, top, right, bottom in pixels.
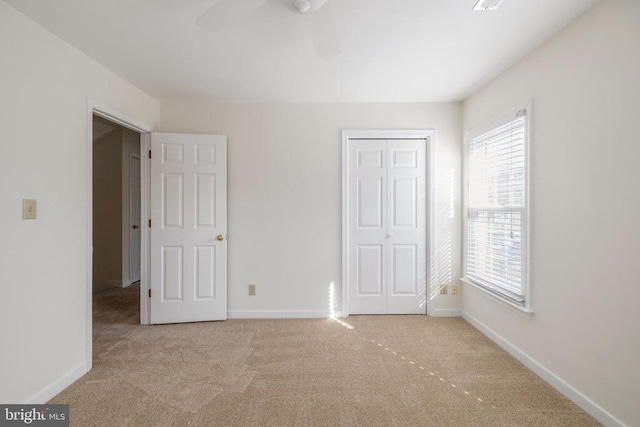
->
148, 219, 152, 228
148, 150, 152, 159
148, 289, 151, 298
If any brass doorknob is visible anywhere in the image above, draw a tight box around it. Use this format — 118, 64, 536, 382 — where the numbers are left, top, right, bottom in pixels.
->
132, 224, 139, 229
217, 235, 224, 241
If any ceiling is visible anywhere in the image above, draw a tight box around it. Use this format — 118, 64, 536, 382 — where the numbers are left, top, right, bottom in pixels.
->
4, 0, 599, 103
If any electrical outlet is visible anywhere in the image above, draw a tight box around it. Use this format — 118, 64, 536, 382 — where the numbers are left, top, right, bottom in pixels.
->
451, 284, 458, 295
248, 284, 256, 296
440, 284, 448, 295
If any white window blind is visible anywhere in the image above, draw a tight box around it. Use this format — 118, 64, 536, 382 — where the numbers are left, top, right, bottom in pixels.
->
465, 110, 528, 304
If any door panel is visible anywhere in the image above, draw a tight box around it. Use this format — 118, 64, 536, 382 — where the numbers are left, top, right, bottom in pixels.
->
163, 143, 184, 164
163, 173, 184, 228
195, 246, 216, 300
150, 132, 227, 324
358, 177, 383, 228
392, 244, 417, 295
162, 246, 183, 301
357, 244, 384, 296
358, 149, 383, 168
196, 144, 216, 164
392, 177, 417, 228
392, 149, 418, 168
195, 174, 216, 227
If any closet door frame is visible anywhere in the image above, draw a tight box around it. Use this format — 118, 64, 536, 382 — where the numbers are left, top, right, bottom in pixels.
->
342, 129, 435, 317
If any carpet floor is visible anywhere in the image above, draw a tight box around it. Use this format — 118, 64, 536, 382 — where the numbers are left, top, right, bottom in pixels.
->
50, 285, 601, 426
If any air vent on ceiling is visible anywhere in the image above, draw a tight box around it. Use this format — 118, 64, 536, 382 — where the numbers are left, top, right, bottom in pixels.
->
473, 0, 504, 11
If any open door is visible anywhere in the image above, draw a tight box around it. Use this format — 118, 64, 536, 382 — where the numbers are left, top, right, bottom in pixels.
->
149, 132, 227, 324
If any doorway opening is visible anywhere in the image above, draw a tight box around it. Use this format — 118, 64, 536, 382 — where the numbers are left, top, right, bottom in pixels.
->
92, 115, 141, 294
86, 100, 152, 371
91, 114, 142, 356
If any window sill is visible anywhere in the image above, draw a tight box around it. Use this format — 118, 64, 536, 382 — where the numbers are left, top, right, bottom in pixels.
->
461, 278, 534, 320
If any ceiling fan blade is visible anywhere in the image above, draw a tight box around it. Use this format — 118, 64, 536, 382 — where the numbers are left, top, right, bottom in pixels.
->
304, 2, 341, 59
197, 0, 269, 32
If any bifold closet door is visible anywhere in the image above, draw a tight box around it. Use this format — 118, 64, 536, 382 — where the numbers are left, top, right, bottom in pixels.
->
348, 139, 426, 314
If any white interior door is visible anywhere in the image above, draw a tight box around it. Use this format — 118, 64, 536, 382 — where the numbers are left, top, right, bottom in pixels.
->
348, 139, 426, 314
150, 132, 227, 324
129, 155, 141, 283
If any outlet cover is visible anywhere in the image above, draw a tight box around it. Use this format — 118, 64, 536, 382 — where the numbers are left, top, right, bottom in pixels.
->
22, 199, 37, 219
248, 284, 256, 296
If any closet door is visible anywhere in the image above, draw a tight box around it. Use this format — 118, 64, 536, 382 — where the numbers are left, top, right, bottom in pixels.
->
386, 140, 426, 314
348, 140, 388, 314
347, 139, 426, 315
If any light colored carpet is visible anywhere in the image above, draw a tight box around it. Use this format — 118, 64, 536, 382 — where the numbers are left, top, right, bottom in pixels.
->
50, 285, 601, 426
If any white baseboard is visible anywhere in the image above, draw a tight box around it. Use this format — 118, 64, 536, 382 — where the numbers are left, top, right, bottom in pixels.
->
227, 310, 344, 319
429, 308, 462, 317
25, 362, 87, 404
462, 311, 626, 427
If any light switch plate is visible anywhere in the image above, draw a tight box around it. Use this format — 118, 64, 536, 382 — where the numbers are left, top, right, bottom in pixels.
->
23, 199, 37, 219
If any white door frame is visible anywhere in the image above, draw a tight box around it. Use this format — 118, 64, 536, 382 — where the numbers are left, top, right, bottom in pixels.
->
86, 98, 153, 371
128, 152, 142, 285
341, 129, 435, 317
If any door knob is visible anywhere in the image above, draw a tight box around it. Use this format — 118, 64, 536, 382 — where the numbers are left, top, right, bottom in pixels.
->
217, 235, 224, 241
132, 224, 139, 229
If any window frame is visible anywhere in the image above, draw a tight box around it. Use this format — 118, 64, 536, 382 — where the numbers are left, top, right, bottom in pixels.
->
462, 101, 532, 313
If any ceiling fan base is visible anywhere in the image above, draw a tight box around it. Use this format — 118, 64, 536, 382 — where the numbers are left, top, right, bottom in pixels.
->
292, 0, 312, 14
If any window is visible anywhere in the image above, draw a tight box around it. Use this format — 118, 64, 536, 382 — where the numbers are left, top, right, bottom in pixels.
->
464, 106, 529, 307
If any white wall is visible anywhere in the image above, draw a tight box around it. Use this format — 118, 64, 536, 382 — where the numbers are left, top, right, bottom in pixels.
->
0, 1, 159, 403
159, 101, 462, 317
462, 1, 640, 426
